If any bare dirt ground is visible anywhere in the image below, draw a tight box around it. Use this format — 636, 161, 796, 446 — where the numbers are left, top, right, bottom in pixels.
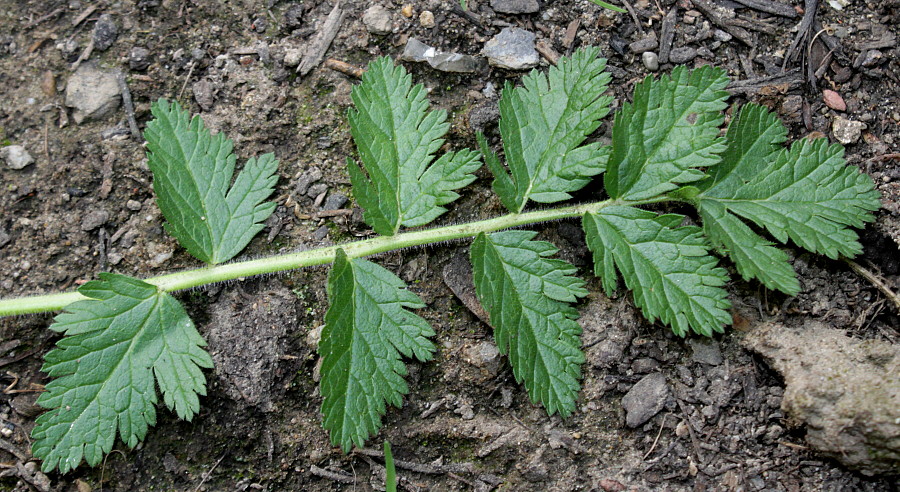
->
1, 0, 898, 490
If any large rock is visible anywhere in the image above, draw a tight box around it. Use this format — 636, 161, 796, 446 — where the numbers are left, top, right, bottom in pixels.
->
65, 63, 121, 124
743, 321, 900, 475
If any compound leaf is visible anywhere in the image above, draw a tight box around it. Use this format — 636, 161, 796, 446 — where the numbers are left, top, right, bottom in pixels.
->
31, 273, 213, 473
144, 99, 279, 264
605, 66, 729, 201
489, 46, 612, 213
348, 57, 480, 235
699, 104, 880, 266
470, 231, 587, 416
319, 249, 435, 451
583, 206, 731, 337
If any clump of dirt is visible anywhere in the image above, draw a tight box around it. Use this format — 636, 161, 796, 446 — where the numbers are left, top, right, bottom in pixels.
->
743, 320, 900, 476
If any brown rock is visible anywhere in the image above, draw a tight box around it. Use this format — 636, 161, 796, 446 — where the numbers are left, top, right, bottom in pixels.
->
823, 89, 847, 111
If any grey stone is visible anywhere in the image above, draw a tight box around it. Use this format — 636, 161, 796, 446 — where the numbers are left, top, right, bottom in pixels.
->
399, 37, 432, 63
1, 145, 34, 170
65, 63, 121, 124
629, 37, 658, 54
125, 199, 142, 211
192, 78, 215, 111
832, 116, 866, 145
482, 28, 539, 70
283, 48, 302, 67
465, 341, 501, 376
322, 192, 348, 210
129, 46, 151, 70
363, 5, 392, 35
92, 14, 118, 51
631, 357, 660, 374
688, 338, 723, 365
622, 372, 670, 428
713, 29, 732, 42
0, 228, 10, 248
295, 167, 322, 195
400, 38, 481, 73
490, 0, 540, 14
307, 183, 328, 199
668, 46, 697, 64
642, 51, 659, 72
80, 209, 109, 231
743, 321, 900, 475
860, 49, 883, 68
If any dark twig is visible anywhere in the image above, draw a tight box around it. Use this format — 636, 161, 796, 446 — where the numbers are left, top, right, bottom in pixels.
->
0, 438, 29, 461
658, 5, 678, 64
353, 447, 475, 475
727, 68, 803, 95
24, 7, 65, 29
620, 0, 645, 36
116, 72, 141, 140
298, 2, 345, 76
730, 0, 798, 18
449, 2, 490, 35
309, 464, 356, 484
690, 0, 753, 46
845, 259, 900, 312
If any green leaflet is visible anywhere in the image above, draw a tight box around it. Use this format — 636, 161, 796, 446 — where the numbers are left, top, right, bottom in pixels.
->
695, 104, 797, 293
583, 207, 731, 337
604, 66, 729, 201
348, 57, 481, 235
470, 231, 587, 416
31, 273, 213, 473
484, 46, 612, 213
319, 249, 435, 451
698, 104, 880, 272
144, 99, 278, 264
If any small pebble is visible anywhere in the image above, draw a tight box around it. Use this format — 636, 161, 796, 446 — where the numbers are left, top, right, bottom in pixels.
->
668, 46, 697, 64
822, 89, 846, 112
832, 116, 866, 145
622, 372, 670, 428
1, 145, 34, 170
629, 36, 658, 54
363, 5, 393, 35
81, 209, 110, 231
490, 0, 540, 14
92, 14, 118, 51
419, 10, 435, 28
126, 200, 142, 211
642, 51, 659, 71
481, 27, 540, 70
322, 192, 348, 210
859, 49, 883, 67
713, 29, 732, 42
401, 4, 414, 18
283, 48, 302, 67
129, 46, 152, 70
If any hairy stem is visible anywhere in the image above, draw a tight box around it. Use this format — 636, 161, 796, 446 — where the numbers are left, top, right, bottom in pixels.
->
0, 198, 644, 316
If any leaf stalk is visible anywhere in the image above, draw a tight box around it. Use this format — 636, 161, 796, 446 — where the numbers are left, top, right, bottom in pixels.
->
0, 198, 642, 316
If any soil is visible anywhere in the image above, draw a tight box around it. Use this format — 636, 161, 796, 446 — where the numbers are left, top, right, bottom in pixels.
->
1, 0, 899, 490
